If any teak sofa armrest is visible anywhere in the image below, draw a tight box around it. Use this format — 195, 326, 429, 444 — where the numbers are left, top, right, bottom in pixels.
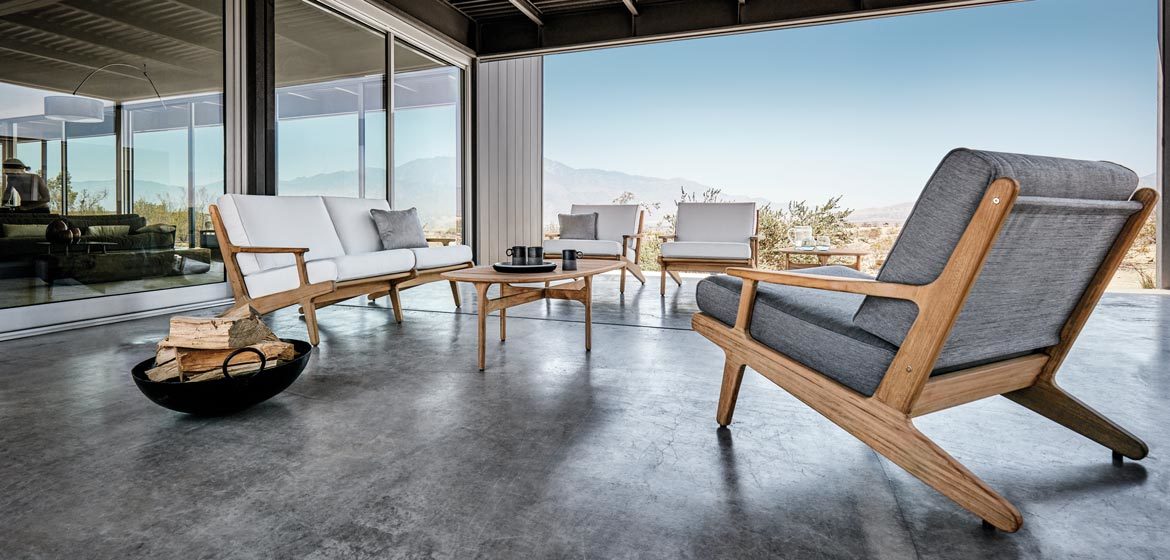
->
622, 233, 647, 240
544, 232, 560, 240
726, 267, 922, 302
427, 237, 456, 246
235, 246, 310, 254
658, 234, 677, 241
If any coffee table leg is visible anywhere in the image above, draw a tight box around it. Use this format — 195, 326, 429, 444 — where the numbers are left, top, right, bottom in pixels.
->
500, 307, 507, 341
476, 283, 490, 371
584, 275, 592, 351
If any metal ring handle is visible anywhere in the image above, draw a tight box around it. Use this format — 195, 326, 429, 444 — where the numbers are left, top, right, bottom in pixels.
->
221, 347, 267, 381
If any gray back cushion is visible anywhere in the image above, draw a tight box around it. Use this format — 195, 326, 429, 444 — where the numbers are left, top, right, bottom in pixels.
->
370, 207, 428, 250
853, 149, 1141, 370
559, 212, 599, 240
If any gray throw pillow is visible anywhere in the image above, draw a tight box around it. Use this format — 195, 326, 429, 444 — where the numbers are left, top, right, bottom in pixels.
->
370, 207, 428, 250
559, 212, 598, 240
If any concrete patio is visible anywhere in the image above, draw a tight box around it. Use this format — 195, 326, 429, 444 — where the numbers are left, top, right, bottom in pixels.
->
2, 274, 1166, 559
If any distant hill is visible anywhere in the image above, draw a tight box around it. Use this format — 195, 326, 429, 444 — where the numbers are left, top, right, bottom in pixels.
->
848, 201, 914, 224
1139, 173, 1156, 188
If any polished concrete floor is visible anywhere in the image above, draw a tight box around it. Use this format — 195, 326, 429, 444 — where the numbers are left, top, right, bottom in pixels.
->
1, 272, 1168, 559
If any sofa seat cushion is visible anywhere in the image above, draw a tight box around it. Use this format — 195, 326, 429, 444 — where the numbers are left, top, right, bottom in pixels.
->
543, 238, 623, 256
412, 244, 473, 270
695, 266, 897, 396
660, 241, 751, 260
326, 249, 415, 282
245, 260, 338, 298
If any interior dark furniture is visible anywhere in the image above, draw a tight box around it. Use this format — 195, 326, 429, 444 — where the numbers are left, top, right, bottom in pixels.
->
0, 213, 175, 262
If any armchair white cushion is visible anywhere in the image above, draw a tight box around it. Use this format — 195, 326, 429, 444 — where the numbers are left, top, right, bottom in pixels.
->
544, 204, 640, 255
412, 245, 474, 269
543, 238, 623, 256
674, 202, 756, 243
659, 242, 752, 260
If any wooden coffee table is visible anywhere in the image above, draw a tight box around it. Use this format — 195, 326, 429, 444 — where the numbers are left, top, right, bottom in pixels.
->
443, 259, 625, 370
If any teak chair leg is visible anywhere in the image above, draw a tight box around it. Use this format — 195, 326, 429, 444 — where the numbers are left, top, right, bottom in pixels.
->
388, 286, 404, 324
1005, 381, 1148, 460
620, 267, 627, 294
660, 266, 668, 296
301, 297, 320, 346
449, 280, 462, 308
626, 261, 647, 284
668, 270, 683, 286
874, 416, 1024, 532
716, 355, 747, 427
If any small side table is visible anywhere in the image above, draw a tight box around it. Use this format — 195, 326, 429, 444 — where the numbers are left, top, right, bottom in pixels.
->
780, 248, 868, 271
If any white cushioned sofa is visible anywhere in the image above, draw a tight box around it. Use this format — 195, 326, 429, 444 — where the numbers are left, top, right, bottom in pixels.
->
212, 194, 473, 344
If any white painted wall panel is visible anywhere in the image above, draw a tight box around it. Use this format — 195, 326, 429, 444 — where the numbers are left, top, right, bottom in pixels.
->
476, 57, 542, 264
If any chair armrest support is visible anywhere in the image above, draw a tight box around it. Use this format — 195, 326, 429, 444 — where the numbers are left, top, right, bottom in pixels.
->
235, 246, 310, 255
427, 237, 456, 246
658, 234, 677, 242
544, 232, 560, 240
726, 267, 922, 302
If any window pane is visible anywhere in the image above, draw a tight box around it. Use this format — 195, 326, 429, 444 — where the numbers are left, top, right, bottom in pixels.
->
0, 0, 225, 309
393, 40, 463, 242
275, 0, 387, 198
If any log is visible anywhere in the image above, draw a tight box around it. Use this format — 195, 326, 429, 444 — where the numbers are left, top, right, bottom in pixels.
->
184, 361, 276, 383
161, 308, 272, 349
174, 339, 295, 373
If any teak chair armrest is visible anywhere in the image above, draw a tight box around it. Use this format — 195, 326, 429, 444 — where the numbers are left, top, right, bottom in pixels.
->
544, 232, 560, 240
658, 234, 677, 241
726, 268, 923, 301
427, 237, 455, 246
234, 246, 310, 254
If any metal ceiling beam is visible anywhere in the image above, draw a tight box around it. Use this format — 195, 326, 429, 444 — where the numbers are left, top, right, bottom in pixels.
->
477, 0, 1020, 58
59, 0, 222, 57
1, 15, 209, 73
505, 0, 543, 25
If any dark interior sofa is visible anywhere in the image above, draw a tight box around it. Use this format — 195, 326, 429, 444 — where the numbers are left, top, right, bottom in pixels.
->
0, 213, 175, 262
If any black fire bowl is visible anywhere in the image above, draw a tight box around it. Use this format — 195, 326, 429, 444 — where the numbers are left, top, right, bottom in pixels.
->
131, 339, 312, 416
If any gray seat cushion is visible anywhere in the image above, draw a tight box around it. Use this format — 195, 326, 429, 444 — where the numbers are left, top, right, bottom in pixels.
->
696, 266, 897, 396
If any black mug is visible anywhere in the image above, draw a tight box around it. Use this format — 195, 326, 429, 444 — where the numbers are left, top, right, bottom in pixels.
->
561, 249, 581, 270
527, 246, 544, 265
506, 245, 527, 265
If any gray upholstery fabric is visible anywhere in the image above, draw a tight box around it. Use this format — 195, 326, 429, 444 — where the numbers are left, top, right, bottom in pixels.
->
696, 266, 897, 396
370, 207, 428, 250
853, 149, 1142, 370
559, 212, 598, 240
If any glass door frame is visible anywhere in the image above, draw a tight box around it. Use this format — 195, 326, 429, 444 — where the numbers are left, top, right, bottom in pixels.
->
314, 0, 475, 245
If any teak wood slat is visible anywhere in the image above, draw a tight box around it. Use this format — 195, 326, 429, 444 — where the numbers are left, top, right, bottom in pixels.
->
693, 181, 1159, 532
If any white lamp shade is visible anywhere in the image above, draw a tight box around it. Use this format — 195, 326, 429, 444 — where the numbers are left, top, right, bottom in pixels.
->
44, 95, 105, 123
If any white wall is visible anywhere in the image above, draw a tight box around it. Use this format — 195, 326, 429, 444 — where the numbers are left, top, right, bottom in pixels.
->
475, 57, 543, 264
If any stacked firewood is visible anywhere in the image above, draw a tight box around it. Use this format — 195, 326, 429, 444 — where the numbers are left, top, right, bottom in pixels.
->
147, 306, 296, 382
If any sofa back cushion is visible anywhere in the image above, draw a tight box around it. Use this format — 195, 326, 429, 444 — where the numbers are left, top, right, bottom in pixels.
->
675, 202, 755, 243
322, 196, 391, 255
853, 149, 1141, 370
570, 204, 639, 243
216, 194, 345, 275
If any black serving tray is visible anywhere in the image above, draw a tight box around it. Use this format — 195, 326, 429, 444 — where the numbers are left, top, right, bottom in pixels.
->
131, 339, 312, 416
492, 261, 557, 273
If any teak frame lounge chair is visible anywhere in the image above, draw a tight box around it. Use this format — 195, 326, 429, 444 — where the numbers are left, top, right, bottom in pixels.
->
691, 150, 1157, 532
658, 202, 760, 296
543, 204, 648, 293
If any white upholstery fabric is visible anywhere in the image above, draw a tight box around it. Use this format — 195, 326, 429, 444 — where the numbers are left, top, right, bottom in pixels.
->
570, 204, 639, 244
675, 202, 756, 243
660, 241, 751, 260
326, 249, 415, 281
543, 238, 623, 256
244, 259, 338, 298
215, 194, 259, 275
321, 196, 390, 255
218, 194, 345, 272
412, 244, 474, 270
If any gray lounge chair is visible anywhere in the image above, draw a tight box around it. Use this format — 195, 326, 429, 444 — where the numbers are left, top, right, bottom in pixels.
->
692, 149, 1157, 532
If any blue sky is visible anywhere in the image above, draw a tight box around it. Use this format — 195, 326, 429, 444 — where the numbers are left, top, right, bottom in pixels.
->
544, 0, 1158, 208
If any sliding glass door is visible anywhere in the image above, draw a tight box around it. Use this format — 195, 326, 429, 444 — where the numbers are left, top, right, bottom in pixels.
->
272, 0, 468, 242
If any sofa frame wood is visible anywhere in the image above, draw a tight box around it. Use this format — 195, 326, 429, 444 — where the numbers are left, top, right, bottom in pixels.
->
544, 209, 648, 293
692, 180, 1157, 532
658, 210, 760, 296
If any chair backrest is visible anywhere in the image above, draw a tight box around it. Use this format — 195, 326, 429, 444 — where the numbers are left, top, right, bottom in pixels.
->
322, 196, 391, 255
675, 202, 756, 243
216, 194, 346, 275
853, 149, 1142, 370
570, 204, 639, 244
